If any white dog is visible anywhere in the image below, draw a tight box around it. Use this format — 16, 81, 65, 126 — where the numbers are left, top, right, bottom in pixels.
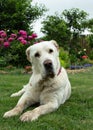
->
3, 40, 71, 122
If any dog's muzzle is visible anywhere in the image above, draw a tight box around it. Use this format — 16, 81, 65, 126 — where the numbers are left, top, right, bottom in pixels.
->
43, 59, 55, 78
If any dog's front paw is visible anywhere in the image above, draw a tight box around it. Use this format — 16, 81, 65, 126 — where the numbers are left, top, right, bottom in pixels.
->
20, 111, 39, 122
3, 110, 15, 118
3, 107, 20, 118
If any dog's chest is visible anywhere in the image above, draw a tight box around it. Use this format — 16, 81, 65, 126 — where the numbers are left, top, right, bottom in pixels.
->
38, 79, 61, 104
38, 78, 54, 88
37, 78, 59, 95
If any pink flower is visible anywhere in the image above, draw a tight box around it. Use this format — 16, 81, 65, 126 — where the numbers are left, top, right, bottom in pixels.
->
0, 30, 5, 35
17, 37, 24, 42
82, 55, 88, 59
18, 30, 27, 39
8, 37, 14, 42
18, 37, 28, 45
28, 35, 33, 40
31, 33, 37, 39
19, 30, 27, 36
1, 32, 7, 38
20, 39, 27, 45
4, 42, 10, 47
22, 34, 27, 39
10, 33, 17, 38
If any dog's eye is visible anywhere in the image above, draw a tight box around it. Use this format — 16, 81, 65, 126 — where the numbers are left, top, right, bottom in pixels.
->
34, 52, 40, 58
49, 49, 53, 53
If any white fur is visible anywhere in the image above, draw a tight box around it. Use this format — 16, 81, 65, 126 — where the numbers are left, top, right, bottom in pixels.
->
3, 40, 71, 122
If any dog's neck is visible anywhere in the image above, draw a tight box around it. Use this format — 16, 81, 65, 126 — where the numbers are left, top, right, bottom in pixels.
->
57, 67, 61, 76
56, 58, 61, 76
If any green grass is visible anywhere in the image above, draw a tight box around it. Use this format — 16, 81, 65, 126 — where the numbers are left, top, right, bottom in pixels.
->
0, 68, 93, 130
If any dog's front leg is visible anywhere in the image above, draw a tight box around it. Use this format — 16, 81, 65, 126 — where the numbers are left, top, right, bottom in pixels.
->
3, 104, 24, 118
20, 101, 58, 122
3, 92, 35, 118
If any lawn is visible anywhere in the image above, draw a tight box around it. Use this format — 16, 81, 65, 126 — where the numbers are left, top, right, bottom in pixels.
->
0, 67, 93, 130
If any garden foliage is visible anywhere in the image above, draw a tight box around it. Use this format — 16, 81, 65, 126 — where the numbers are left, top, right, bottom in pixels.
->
0, 0, 47, 33
42, 8, 93, 66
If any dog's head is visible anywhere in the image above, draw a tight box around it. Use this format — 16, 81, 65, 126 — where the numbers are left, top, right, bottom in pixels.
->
26, 40, 60, 78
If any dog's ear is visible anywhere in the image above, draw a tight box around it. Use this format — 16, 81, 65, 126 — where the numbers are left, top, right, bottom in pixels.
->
26, 47, 31, 62
50, 40, 59, 51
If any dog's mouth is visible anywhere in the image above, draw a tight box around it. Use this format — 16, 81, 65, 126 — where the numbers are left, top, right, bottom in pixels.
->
46, 70, 55, 78
43, 59, 55, 78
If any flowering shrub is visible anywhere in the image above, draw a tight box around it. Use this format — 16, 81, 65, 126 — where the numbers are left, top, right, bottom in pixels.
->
0, 30, 37, 67
77, 48, 88, 60
0, 30, 37, 47
81, 55, 88, 59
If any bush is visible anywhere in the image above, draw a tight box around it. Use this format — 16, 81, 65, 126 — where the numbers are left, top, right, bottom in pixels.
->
88, 50, 93, 60
88, 35, 93, 48
59, 47, 70, 68
0, 41, 30, 67
69, 54, 78, 64
0, 30, 37, 67
0, 57, 7, 67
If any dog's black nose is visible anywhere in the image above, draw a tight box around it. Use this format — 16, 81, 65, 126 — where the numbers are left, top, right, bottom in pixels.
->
43, 60, 52, 68
43, 60, 54, 78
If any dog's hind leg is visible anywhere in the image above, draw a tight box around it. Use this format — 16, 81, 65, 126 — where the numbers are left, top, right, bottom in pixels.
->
10, 88, 25, 97
10, 84, 29, 97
